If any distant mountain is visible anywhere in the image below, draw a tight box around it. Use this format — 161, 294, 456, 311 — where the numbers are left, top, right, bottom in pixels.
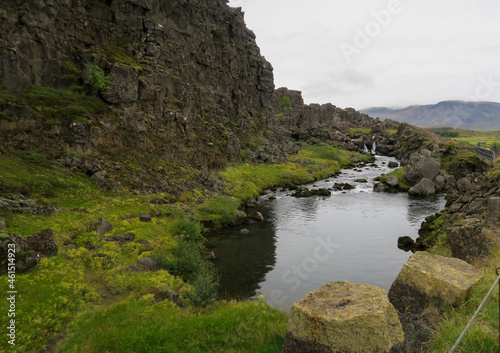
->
361, 101, 500, 130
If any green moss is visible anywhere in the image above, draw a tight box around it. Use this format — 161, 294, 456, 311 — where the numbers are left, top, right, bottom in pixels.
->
0, 155, 91, 198
279, 96, 292, 111
348, 127, 372, 137
198, 196, 240, 227
213, 27, 228, 45
0, 85, 113, 124
221, 144, 369, 201
377, 166, 411, 190
100, 43, 143, 71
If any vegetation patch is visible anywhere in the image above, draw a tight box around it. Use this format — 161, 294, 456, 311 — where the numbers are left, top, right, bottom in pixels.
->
427, 248, 500, 353
55, 300, 287, 353
348, 127, 372, 137
0, 85, 113, 124
279, 96, 292, 111
377, 166, 411, 191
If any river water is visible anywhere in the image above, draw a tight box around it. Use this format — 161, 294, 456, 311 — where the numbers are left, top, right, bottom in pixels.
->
207, 155, 447, 312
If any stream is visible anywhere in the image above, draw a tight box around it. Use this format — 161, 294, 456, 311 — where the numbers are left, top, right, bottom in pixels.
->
207, 155, 447, 312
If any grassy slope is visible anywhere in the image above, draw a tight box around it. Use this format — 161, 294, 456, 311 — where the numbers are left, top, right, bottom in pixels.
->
0, 144, 369, 352
427, 248, 500, 353
425, 162, 500, 352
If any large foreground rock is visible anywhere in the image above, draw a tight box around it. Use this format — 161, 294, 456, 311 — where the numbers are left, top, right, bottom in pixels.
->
388, 252, 482, 314
282, 281, 404, 353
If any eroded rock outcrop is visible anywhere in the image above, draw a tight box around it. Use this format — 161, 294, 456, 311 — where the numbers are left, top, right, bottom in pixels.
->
282, 281, 404, 353
388, 252, 482, 314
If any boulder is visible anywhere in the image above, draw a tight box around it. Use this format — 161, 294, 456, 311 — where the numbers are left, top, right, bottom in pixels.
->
292, 187, 312, 198
433, 175, 446, 190
386, 176, 399, 187
446, 217, 493, 263
0, 233, 40, 274
283, 282, 404, 353
397, 236, 415, 252
96, 217, 112, 236
127, 256, 159, 272
408, 178, 436, 196
90, 170, 107, 187
405, 159, 440, 184
388, 161, 399, 168
247, 212, 264, 222
26, 228, 58, 257
202, 251, 216, 261
233, 210, 247, 225
104, 233, 135, 243
246, 197, 258, 208
140, 213, 152, 222
239, 228, 250, 235
388, 252, 483, 314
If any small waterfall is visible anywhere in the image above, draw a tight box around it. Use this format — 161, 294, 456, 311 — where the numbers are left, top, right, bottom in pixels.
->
363, 144, 369, 152
371, 141, 377, 153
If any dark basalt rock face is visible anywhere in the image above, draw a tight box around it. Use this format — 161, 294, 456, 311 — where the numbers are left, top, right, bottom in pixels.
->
0, 0, 449, 198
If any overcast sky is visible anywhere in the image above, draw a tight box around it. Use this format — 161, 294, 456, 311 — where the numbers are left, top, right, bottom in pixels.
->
227, 0, 500, 110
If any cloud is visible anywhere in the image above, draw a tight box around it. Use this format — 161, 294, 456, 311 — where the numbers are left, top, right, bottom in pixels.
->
230, 0, 500, 109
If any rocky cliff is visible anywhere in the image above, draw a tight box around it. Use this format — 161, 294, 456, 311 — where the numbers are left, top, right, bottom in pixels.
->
0, 0, 465, 198
0, 0, 278, 190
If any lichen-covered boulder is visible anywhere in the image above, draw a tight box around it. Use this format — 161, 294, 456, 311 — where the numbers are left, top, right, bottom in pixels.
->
282, 281, 404, 353
388, 252, 483, 314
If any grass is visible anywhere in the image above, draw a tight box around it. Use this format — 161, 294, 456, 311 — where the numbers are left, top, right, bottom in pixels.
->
0, 154, 92, 199
55, 300, 287, 353
377, 166, 411, 190
15, 85, 111, 123
427, 248, 500, 353
222, 144, 370, 201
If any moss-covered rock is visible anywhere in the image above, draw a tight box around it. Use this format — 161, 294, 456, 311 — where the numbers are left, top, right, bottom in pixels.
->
388, 252, 483, 314
283, 281, 404, 353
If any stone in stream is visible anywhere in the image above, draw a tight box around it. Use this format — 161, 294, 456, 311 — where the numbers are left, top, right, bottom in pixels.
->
233, 210, 247, 225
282, 281, 404, 353
388, 252, 483, 314
386, 175, 399, 187
408, 178, 436, 196
397, 236, 415, 252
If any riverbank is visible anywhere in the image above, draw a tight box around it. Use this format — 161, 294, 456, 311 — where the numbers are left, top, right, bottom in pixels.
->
0, 143, 369, 352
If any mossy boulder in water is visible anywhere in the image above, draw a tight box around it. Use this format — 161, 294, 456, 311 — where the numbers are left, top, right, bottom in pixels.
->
282, 281, 404, 353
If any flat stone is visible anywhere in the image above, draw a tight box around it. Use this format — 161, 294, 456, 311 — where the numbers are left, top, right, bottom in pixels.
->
283, 281, 404, 353
388, 252, 483, 314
